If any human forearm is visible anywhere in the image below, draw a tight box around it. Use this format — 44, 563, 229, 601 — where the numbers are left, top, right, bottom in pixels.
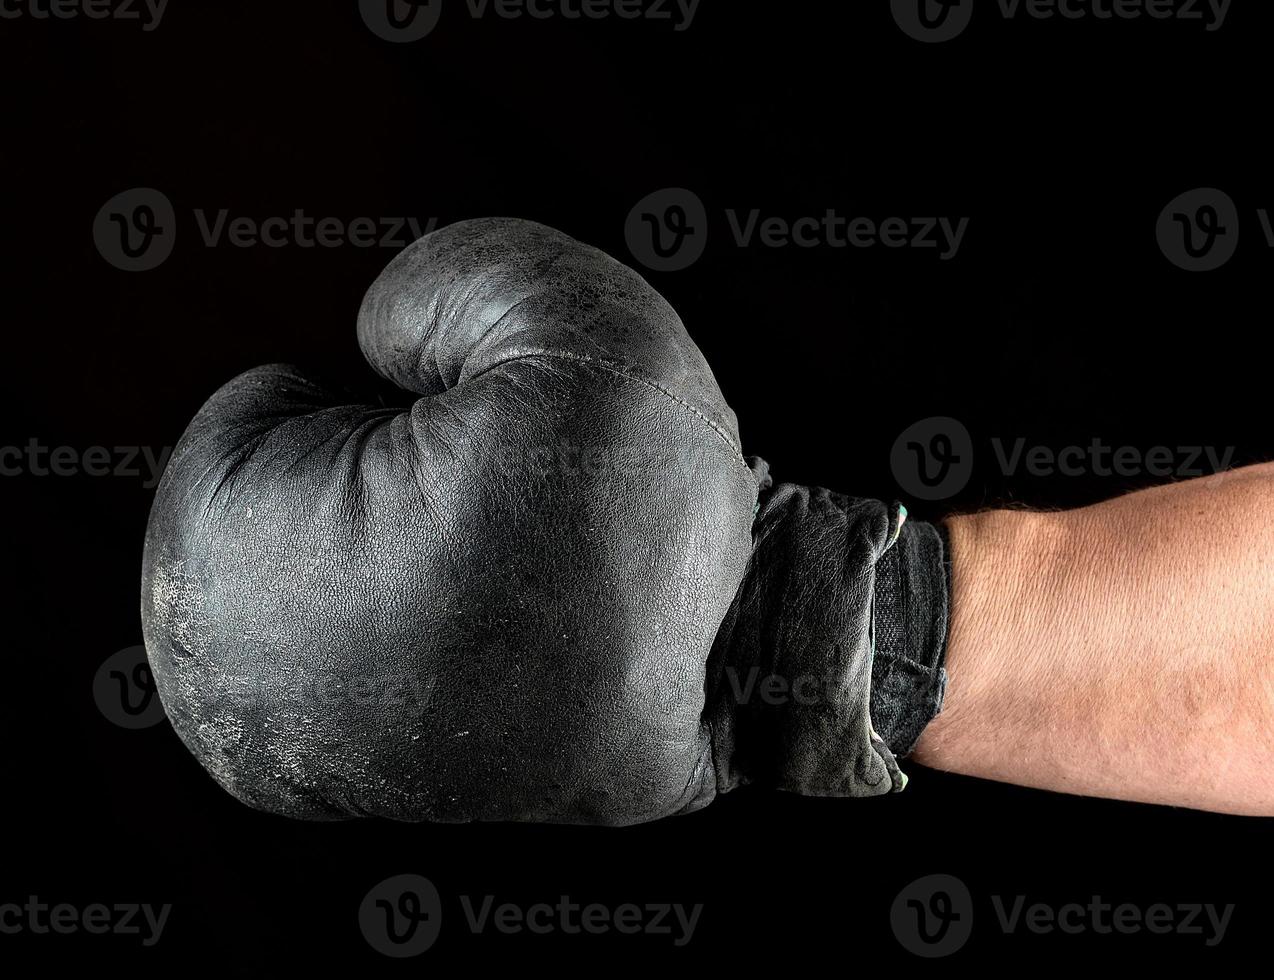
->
913, 464, 1274, 815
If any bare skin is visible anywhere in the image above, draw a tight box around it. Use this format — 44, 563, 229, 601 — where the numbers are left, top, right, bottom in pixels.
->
913, 462, 1274, 816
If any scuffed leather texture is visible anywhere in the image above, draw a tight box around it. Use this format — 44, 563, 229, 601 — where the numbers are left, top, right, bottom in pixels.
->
141, 217, 933, 825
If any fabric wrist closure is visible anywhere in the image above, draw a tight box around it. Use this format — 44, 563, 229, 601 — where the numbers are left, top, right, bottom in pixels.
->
707, 458, 950, 800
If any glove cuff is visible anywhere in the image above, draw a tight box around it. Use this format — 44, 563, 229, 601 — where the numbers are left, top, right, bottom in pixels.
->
869, 515, 950, 758
708, 465, 950, 800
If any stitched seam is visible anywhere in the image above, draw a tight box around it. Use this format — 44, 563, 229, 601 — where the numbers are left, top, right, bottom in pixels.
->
470, 349, 746, 460
874, 651, 944, 676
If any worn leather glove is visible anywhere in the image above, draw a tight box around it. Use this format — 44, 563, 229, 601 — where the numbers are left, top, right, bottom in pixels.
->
141, 217, 948, 825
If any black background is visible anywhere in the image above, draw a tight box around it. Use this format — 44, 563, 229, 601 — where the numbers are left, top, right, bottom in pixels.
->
2, 0, 1270, 970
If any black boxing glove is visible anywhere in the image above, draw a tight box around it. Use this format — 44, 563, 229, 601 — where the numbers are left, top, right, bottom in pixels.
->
141, 217, 949, 825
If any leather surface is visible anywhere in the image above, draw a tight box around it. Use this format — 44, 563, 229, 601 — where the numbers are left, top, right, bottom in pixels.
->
141, 217, 926, 825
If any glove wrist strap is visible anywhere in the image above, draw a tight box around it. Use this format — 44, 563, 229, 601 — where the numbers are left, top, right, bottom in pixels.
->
870, 515, 950, 758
